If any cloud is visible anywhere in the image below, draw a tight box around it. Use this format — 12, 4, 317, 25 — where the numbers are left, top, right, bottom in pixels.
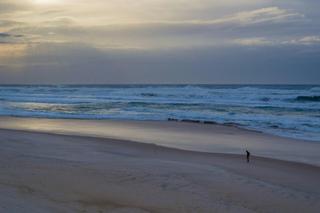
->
287, 36, 320, 45
4, 6, 306, 50
0, 33, 11, 37
0, 20, 26, 30
44, 16, 76, 26
233, 37, 274, 46
0, 32, 24, 45
0, 32, 23, 38
74, 6, 301, 27
228, 7, 303, 25
0, 0, 312, 50
0, 1, 32, 16
159, 7, 303, 26
233, 35, 320, 47
0, 0, 320, 84
1, 42, 319, 84
0, 2, 26, 13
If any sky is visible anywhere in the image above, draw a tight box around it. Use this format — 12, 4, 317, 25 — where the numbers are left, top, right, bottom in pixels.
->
0, 0, 319, 84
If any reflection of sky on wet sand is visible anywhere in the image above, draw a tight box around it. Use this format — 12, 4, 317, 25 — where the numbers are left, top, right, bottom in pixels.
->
1, 117, 319, 166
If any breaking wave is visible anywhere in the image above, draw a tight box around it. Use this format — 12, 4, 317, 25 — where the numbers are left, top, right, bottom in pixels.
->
0, 84, 319, 141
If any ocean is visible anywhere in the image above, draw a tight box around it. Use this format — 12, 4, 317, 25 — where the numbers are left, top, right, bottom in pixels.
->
0, 85, 319, 141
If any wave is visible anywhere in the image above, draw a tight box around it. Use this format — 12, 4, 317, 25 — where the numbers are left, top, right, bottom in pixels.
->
1, 85, 319, 141
310, 87, 320, 92
260, 97, 271, 102
295, 96, 320, 102
141, 93, 158, 97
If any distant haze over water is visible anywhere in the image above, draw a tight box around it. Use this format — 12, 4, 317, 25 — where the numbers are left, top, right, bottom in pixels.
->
0, 85, 319, 141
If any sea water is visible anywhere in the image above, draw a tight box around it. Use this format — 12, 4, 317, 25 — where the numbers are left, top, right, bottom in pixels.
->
0, 85, 319, 141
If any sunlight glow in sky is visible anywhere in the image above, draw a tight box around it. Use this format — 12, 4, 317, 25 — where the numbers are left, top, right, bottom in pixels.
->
33, 0, 61, 4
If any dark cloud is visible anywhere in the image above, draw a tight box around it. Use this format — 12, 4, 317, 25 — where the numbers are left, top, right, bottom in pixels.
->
0, 32, 24, 44
0, 32, 23, 37
0, 33, 10, 37
1, 43, 319, 84
14, 34, 23, 38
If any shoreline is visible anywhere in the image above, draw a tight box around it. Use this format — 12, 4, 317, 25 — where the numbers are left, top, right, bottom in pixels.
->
0, 116, 320, 166
2, 127, 320, 169
1, 114, 319, 142
0, 115, 315, 140
0, 128, 319, 212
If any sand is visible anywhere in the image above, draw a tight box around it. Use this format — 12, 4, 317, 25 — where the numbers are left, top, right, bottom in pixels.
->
0, 117, 320, 166
0, 117, 320, 212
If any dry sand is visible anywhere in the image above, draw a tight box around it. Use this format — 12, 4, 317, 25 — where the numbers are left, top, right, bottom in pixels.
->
0, 117, 320, 212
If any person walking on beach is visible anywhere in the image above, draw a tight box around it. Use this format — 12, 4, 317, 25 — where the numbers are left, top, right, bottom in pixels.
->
246, 150, 250, 163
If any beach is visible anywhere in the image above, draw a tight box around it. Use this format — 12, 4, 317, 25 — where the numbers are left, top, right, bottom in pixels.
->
1, 0, 320, 211
0, 117, 319, 212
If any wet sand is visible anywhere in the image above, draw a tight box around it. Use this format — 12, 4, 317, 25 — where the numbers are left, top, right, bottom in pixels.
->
0, 117, 319, 165
0, 117, 320, 212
